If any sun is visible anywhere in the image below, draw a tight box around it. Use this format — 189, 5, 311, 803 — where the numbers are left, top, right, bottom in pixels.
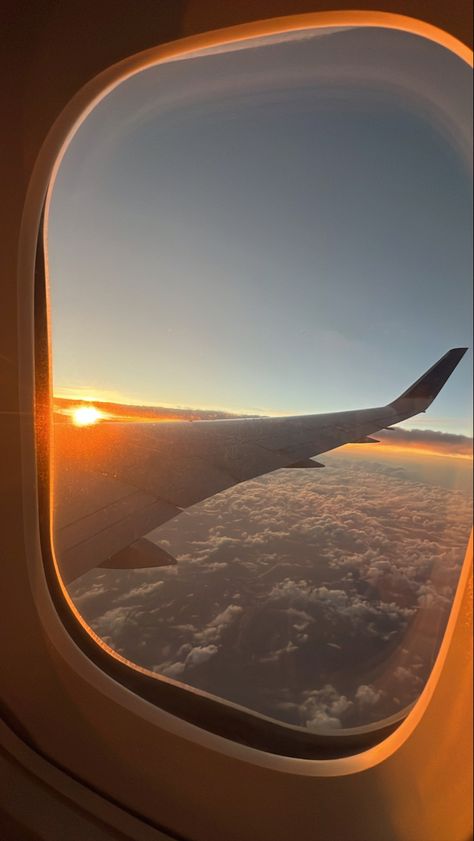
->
71, 405, 104, 427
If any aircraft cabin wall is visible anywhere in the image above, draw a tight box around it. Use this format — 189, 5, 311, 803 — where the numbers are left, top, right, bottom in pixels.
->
1, 2, 472, 840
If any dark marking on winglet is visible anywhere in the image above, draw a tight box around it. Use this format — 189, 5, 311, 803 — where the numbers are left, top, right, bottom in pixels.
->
390, 348, 468, 413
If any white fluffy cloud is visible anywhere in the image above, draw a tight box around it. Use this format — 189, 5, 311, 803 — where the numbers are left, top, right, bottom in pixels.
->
355, 684, 382, 706
299, 685, 353, 731
185, 644, 219, 667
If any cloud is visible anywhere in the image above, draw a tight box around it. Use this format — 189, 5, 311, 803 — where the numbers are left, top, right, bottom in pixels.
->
355, 684, 382, 706
69, 449, 471, 729
185, 644, 219, 668
369, 427, 473, 459
195, 604, 243, 643
158, 661, 186, 679
117, 580, 164, 602
299, 685, 353, 732
92, 606, 133, 635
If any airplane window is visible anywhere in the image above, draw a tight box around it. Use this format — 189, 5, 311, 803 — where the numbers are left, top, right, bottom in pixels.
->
46, 25, 472, 738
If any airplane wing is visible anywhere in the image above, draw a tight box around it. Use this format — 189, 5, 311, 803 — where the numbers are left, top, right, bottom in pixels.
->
52, 348, 467, 583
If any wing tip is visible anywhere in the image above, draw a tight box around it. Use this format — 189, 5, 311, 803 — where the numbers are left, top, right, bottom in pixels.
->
390, 346, 468, 414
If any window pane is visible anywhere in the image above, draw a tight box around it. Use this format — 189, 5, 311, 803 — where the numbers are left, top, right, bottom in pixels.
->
47, 26, 472, 734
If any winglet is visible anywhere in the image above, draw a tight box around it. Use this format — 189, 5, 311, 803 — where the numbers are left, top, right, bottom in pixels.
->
390, 347, 468, 415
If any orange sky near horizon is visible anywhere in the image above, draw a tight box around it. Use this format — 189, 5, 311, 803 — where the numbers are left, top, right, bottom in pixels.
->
341, 441, 472, 462
54, 395, 473, 464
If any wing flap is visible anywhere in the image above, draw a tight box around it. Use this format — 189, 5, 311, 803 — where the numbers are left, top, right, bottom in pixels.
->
99, 538, 177, 570
286, 459, 325, 468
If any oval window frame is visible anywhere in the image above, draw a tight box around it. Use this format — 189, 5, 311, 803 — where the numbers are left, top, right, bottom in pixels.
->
19, 10, 473, 763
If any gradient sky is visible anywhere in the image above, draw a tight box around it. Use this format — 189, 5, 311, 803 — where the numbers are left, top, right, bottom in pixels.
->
48, 26, 473, 434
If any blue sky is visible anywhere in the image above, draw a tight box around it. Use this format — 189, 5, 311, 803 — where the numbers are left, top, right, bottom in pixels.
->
48, 26, 472, 434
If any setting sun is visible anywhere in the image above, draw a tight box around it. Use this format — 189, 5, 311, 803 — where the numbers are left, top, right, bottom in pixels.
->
71, 405, 104, 427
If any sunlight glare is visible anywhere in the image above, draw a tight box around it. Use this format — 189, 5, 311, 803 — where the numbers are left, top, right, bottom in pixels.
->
71, 405, 104, 426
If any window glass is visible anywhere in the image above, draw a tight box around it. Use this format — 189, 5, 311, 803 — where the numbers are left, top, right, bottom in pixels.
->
48, 26, 472, 733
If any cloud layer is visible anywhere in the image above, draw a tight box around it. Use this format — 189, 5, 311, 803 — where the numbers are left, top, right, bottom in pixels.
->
374, 427, 473, 459
69, 450, 472, 731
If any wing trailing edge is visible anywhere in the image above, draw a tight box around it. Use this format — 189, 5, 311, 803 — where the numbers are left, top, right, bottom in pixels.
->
99, 538, 177, 570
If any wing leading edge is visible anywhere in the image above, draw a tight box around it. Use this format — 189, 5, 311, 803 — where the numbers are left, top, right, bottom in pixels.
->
53, 348, 468, 583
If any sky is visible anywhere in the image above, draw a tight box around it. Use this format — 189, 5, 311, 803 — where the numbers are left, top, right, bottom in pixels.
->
48, 25, 473, 434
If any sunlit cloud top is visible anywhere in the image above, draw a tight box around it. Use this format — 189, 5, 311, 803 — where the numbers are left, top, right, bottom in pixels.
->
348, 427, 473, 461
